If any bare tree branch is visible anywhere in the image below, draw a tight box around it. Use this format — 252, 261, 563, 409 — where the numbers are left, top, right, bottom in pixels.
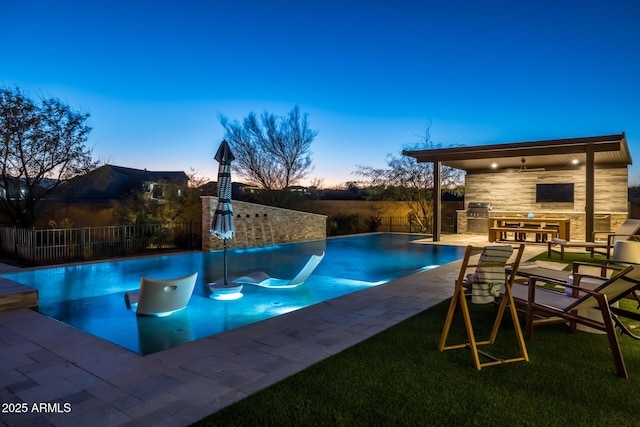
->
219, 106, 317, 191
354, 125, 464, 232
0, 87, 98, 226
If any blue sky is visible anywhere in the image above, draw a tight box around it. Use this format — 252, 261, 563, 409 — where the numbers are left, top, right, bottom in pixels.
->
2, 0, 640, 187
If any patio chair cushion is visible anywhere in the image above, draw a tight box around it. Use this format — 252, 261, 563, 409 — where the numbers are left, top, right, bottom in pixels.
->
470, 245, 513, 304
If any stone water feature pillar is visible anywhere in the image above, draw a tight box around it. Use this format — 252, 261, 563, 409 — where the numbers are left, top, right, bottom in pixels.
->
201, 196, 327, 251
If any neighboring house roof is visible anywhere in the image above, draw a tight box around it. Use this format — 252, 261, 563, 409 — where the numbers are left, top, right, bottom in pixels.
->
57, 164, 189, 201
199, 181, 218, 196
0, 176, 58, 191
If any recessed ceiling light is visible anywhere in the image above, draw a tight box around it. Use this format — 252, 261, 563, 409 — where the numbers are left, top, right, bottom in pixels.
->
572, 159, 579, 165
491, 163, 498, 169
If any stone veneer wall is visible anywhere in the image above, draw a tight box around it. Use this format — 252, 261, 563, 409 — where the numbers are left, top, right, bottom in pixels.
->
202, 197, 327, 251
457, 166, 629, 241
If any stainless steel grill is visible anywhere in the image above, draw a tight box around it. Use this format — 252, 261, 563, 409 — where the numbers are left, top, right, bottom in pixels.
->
466, 202, 492, 233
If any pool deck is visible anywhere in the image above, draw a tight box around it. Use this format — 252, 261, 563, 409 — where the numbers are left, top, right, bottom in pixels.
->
0, 236, 545, 426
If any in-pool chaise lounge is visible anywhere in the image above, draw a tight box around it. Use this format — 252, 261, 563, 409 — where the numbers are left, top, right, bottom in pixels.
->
232, 252, 324, 288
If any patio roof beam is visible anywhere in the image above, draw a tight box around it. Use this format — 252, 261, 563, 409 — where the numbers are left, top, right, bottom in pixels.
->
586, 144, 595, 241
433, 158, 441, 242
404, 140, 622, 163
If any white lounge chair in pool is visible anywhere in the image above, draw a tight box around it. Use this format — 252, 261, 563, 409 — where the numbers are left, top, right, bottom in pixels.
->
125, 272, 198, 317
232, 252, 324, 288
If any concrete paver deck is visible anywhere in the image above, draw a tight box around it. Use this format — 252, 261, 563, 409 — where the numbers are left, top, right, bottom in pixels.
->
0, 236, 545, 426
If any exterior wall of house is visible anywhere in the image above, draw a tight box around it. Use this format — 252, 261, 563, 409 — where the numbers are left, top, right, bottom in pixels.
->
457, 166, 629, 240
201, 197, 327, 251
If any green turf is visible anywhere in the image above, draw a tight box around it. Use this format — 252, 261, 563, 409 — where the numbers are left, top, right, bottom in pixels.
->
193, 296, 640, 427
529, 249, 608, 268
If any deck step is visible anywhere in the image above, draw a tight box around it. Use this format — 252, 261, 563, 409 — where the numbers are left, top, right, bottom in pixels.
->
0, 278, 38, 311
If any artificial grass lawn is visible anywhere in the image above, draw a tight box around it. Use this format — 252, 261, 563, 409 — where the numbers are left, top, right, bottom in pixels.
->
194, 252, 640, 427
529, 249, 609, 267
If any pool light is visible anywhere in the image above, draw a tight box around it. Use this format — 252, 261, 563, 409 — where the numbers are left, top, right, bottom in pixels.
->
208, 282, 244, 300
210, 291, 243, 301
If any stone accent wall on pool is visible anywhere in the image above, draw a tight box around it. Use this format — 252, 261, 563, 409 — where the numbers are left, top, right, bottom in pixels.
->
201, 197, 327, 251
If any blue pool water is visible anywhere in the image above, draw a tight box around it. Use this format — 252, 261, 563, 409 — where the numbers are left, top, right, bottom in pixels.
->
1, 233, 465, 355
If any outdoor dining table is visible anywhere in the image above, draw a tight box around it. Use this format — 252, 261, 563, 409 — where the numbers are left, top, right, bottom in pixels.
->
489, 217, 571, 242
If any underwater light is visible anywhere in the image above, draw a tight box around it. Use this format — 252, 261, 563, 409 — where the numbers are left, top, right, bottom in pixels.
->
208, 282, 244, 300
234, 244, 281, 254
210, 291, 243, 301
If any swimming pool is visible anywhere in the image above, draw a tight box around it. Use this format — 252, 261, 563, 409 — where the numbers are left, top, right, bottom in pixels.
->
1, 233, 465, 355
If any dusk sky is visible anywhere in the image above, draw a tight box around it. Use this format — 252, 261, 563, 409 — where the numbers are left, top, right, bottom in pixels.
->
3, 0, 640, 187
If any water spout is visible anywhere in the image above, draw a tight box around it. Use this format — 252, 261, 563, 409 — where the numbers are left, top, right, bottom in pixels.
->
263, 213, 275, 245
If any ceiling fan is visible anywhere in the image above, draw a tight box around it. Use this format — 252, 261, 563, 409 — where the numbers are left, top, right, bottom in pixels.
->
518, 158, 545, 172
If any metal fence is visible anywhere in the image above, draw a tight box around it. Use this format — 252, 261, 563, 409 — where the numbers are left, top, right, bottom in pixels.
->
378, 216, 430, 233
0, 222, 202, 266
327, 215, 457, 236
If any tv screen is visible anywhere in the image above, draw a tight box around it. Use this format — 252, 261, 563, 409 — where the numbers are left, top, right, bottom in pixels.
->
536, 183, 574, 203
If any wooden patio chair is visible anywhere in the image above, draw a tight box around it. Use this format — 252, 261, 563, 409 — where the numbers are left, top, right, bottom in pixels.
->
547, 218, 640, 260
439, 244, 528, 370
510, 263, 640, 378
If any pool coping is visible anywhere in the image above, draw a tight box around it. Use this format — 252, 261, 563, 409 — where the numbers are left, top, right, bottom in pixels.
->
0, 237, 543, 426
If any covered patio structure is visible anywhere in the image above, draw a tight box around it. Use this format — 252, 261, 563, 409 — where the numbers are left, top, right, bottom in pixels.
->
403, 133, 632, 242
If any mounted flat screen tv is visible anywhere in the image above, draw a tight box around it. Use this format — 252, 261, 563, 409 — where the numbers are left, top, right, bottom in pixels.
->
536, 183, 574, 203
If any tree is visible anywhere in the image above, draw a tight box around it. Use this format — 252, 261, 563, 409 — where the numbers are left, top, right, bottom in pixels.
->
354, 126, 464, 232
0, 88, 98, 226
219, 105, 317, 191
111, 168, 204, 225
